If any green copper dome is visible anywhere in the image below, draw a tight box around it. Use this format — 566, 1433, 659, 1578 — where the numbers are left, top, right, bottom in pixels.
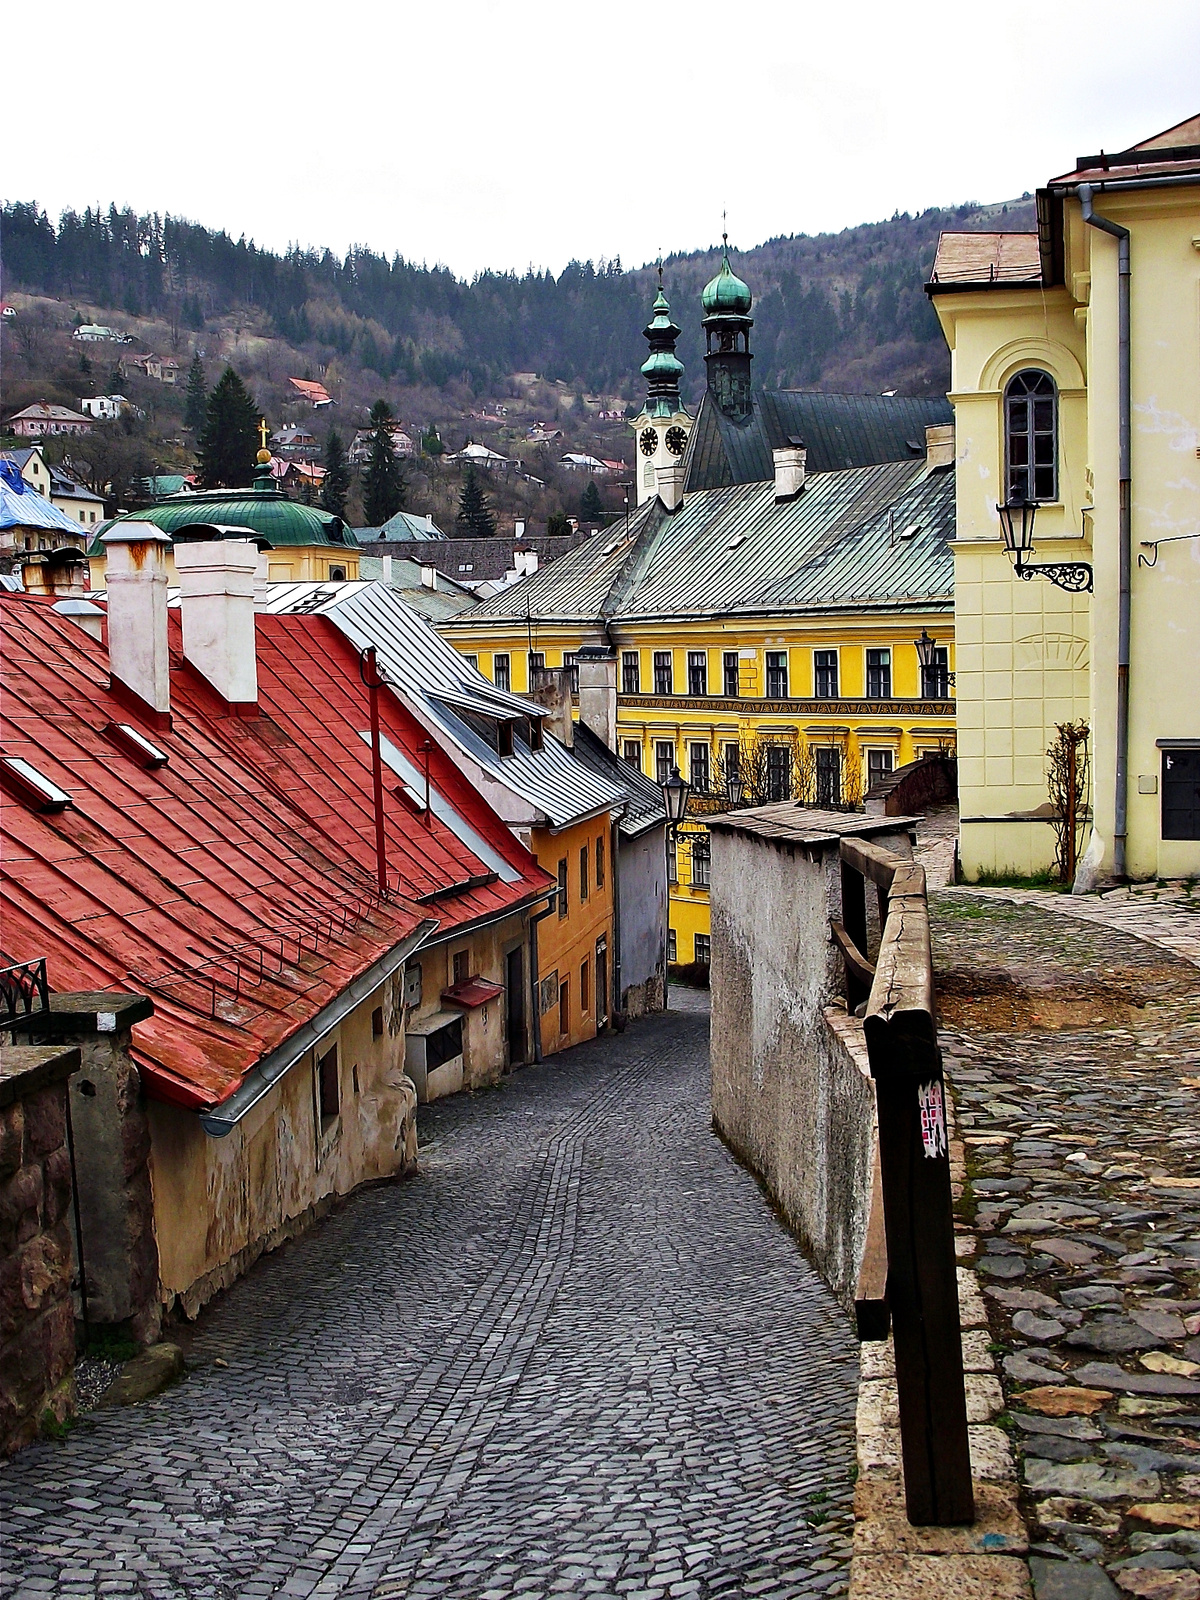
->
702, 245, 753, 318
90, 489, 357, 554
641, 348, 685, 382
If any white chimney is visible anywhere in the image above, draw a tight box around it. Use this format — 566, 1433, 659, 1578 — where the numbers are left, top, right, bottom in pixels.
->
254, 550, 269, 609
101, 524, 172, 722
421, 564, 438, 591
925, 423, 955, 471
52, 597, 105, 641
576, 646, 618, 750
655, 462, 685, 512
174, 539, 259, 707
524, 550, 538, 576
381, 553, 393, 586
773, 445, 806, 502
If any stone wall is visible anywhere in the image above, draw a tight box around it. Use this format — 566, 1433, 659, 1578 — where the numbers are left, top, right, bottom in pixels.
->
0, 1045, 81, 1454
708, 807, 916, 1312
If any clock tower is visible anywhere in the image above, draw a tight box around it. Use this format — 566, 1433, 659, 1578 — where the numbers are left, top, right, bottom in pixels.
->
702, 234, 753, 420
630, 267, 693, 506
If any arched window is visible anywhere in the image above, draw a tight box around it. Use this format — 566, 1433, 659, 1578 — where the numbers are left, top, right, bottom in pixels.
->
1005, 370, 1058, 503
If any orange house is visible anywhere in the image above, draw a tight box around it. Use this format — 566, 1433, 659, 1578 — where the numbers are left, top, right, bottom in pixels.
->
533, 814, 616, 1054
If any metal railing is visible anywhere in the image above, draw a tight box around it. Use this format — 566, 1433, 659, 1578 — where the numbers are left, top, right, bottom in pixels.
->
0, 957, 50, 1029
832, 837, 974, 1528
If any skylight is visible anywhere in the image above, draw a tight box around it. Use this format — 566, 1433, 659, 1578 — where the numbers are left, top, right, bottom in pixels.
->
104, 721, 168, 768
1, 756, 72, 812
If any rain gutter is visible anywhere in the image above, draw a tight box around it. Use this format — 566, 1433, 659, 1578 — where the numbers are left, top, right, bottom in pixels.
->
199, 919, 439, 1137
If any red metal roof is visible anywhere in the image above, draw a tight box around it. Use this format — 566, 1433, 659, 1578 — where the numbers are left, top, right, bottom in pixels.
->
0, 596, 551, 1112
442, 977, 504, 1009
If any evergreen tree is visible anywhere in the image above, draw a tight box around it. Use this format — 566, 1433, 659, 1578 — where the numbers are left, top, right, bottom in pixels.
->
580, 479, 603, 522
361, 400, 407, 526
547, 511, 571, 537
456, 467, 497, 537
421, 425, 443, 456
184, 353, 207, 431
197, 366, 259, 489
321, 429, 350, 517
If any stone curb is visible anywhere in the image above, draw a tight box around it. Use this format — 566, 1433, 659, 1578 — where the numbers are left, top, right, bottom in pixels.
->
849, 1115, 1034, 1597
96, 1342, 185, 1408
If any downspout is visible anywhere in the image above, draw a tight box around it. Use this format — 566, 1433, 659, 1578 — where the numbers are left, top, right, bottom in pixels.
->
1078, 183, 1131, 881
610, 817, 622, 1022
527, 890, 559, 1064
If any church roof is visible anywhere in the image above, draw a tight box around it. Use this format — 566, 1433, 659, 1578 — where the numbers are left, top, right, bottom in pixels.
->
91, 490, 358, 552
681, 388, 952, 492
701, 248, 753, 317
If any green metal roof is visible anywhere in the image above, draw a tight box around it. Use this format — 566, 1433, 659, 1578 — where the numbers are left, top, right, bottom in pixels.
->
90, 489, 358, 553
701, 249, 753, 317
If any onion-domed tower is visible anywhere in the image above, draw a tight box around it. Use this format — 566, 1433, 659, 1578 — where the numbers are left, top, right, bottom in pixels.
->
702, 232, 753, 419
630, 265, 693, 506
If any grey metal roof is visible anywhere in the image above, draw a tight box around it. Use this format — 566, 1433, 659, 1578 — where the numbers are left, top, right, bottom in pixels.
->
682, 389, 952, 492
570, 722, 667, 840
357, 555, 477, 621
262, 580, 625, 831
455, 457, 950, 629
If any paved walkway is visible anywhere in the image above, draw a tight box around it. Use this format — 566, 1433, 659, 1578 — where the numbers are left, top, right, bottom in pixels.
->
0, 1007, 857, 1600
943, 880, 1200, 971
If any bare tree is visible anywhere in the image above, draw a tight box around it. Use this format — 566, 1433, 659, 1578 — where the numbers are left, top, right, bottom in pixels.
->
1047, 721, 1090, 884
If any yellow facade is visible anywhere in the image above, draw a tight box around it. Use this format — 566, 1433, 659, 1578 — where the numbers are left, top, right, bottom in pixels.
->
932, 132, 1200, 882
446, 619, 955, 960
531, 815, 615, 1053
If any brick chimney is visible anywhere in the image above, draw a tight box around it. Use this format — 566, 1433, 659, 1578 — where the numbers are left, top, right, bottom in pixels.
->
174, 538, 259, 709
100, 524, 172, 725
576, 645, 618, 750
773, 444, 806, 502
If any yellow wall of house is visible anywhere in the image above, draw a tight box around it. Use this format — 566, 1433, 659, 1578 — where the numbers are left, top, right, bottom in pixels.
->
406, 911, 531, 1086
88, 546, 359, 590
146, 966, 415, 1320
442, 612, 956, 947
934, 183, 1200, 882
531, 816, 615, 1054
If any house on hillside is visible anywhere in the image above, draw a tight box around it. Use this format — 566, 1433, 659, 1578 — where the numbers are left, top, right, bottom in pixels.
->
0, 538, 556, 1325
72, 325, 129, 343
132, 356, 178, 384
272, 425, 317, 451
560, 453, 607, 474
444, 440, 511, 472
4, 444, 105, 530
261, 579, 628, 1055
80, 395, 140, 421
7, 403, 93, 438
289, 377, 333, 408
348, 425, 413, 464
359, 509, 446, 541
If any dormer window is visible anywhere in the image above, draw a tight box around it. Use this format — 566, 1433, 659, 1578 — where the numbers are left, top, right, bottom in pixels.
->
1005, 370, 1058, 503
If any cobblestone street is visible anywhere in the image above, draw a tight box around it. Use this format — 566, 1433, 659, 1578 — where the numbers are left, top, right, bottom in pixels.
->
934, 888, 1200, 1597
0, 1002, 857, 1600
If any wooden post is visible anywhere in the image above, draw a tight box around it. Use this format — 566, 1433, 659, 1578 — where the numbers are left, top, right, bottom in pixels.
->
863, 865, 974, 1527
840, 859, 869, 1009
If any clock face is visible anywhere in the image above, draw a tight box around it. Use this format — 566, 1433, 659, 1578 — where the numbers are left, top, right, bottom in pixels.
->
639, 427, 658, 457
665, 425, 688, 457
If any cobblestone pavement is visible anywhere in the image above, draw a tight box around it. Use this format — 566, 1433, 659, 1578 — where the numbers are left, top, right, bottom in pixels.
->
944, 880, 1200, 971
0, 1007, 857, 1600
933, 890, 1200, 1598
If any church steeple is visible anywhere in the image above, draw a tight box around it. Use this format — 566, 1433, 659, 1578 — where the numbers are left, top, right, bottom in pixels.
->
702, 229, 753, 419
630, 263, 694, 506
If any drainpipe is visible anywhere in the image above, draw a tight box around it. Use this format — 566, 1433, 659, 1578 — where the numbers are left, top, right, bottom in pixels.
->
527, 890, 558, 1063
1078, 183, 1131, 882
610, 816, 622, 1023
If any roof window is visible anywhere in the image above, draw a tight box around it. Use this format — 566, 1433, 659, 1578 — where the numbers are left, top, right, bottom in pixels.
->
103, 720, 169, 768
727, 533, 747, 549
1, 756, 72, 812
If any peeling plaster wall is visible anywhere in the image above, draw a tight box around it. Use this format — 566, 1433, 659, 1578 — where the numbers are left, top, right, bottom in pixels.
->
408, 912, 530, 1094
618, 826, 667, 1014
710, 823, 910, 1311
147, 975, 416, 1321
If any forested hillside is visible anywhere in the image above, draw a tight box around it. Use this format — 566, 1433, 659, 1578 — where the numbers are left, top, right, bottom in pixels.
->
2, 196, 1034, 404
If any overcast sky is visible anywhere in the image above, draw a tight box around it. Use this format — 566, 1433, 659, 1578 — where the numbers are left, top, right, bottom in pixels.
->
6, 1, 1197, 280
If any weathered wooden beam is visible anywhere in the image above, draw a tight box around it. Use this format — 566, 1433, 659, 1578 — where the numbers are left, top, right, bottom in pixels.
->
830, 920, 876, 991
839, 858, 870, 1011
855, 1135, 890, 1341
839, 835, 901, 891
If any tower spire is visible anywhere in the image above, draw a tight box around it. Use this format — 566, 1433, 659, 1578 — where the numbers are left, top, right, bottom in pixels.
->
701, 222, 754, 419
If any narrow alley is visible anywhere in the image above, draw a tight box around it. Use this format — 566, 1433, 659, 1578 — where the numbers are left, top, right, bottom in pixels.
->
0, 1001, 858, 1600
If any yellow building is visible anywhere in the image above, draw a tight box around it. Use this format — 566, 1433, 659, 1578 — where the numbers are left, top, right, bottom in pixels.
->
928, 115, 1200, 883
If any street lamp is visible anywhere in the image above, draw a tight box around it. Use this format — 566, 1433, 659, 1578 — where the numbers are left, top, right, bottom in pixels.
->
996, 500, 1093, 593
725, 768, 746, 806
914, 629, 954, 698
661, 765, 691, 1010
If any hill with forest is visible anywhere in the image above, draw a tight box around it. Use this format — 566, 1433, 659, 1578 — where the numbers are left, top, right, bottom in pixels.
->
0, 195, 1035, 526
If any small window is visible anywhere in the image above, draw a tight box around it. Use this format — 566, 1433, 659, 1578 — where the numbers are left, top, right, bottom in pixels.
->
694, 933, 711, 966
563, 652, 579, 693
866, 648, 891, 699
493, 653, 511, 691
653, 651, 673, 694
557, 857, 568, 916
622, 739, 642, 770
921, 647, 950, 700
687, 651, 708, 696
723, 651, 740, 697
766, 745, 791, 802
816, 747, 841, 807
667, 835, 678, 884
559, 976, 570, 1036
667, 929, 677, 963
580, 958, 590, 1013
814, 649, 838, 699
596, 834, 605, 888
499, 721, 515, 757
528, 651, 545, 677
528, 717, 544, 751
691, 833, 710, 887
689, 742, 710, 793
766, 651, 788, 698
867, 749, 894, 791
372, 1006, 384, 1039
721, 741, 740, 796
655, 740, 674, 786
1005, 369, 1058, 503
1163, 748, 1200, 840
621, 651, 640, 693
463, 653, 478, 670
453, 949, 470, 986
580, 844, 589, 900
317, 1044, 339, 1125
329, 565, 346, 581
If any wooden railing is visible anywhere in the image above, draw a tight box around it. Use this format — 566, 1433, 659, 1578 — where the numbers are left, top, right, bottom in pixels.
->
833, 837, 974, 1528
